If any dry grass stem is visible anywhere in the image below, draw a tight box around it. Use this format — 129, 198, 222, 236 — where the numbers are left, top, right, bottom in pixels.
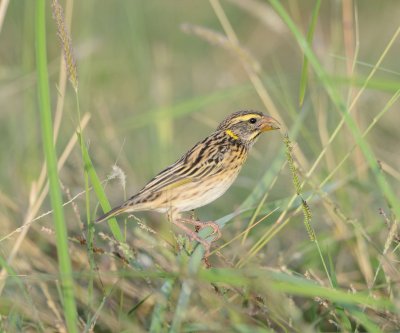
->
181, 23, 261, 74
51, 0, 78, 91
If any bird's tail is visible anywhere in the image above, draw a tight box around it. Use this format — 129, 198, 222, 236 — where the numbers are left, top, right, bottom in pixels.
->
95, 205, 127, 224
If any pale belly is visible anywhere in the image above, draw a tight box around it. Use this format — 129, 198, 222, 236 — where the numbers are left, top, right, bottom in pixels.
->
154, 169, 241, 213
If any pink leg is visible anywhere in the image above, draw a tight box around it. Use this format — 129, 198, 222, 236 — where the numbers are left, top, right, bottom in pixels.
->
172, 219, 211, 257
178, 218, 222, 242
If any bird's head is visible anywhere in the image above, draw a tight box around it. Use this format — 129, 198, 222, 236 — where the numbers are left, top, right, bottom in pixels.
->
217, 111, 280, 147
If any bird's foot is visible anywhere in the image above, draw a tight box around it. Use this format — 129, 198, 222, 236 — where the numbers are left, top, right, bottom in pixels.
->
173, 219, 215, 258
199, 221, 222, 241
179, 218, 221, 242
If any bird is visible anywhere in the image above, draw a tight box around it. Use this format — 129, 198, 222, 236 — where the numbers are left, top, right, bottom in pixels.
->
96, 110, 280, 255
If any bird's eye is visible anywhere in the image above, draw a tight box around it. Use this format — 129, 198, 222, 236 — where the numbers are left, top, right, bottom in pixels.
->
249, 118, 257, 124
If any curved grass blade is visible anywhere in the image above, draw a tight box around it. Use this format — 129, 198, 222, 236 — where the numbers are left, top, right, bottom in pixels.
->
78, 133, 123, 242
299, 0, 321, 107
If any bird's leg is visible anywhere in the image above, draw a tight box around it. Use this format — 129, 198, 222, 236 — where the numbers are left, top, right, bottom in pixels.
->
190, 210, 201, 233
178, 218, 222, 242
167, 210, 174, 223
172, 219, 211, 257
190, 209, 198, 221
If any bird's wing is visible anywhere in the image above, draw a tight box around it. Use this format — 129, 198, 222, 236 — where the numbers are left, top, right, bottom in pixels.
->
134, 134, 229, 196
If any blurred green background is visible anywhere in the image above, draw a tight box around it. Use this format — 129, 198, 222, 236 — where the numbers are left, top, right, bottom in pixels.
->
1, 0, 400, 331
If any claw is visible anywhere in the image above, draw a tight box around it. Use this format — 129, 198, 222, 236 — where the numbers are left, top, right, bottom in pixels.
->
199, 221, 222, 241
172, 218, 219, 258
179, 218, 221, 242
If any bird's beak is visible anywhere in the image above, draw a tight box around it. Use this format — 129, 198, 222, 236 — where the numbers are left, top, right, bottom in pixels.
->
259, 116, 280, 132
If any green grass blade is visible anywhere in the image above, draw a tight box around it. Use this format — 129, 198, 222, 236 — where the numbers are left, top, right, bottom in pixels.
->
298, 0, 321, 106
149, 278, 175, 332
348, 308, 383, 333
197, 268, 394, 310
169, 249, 204, 333
35, 1, 77, 331
128, 293, 152, 315
78, 133, 123, 242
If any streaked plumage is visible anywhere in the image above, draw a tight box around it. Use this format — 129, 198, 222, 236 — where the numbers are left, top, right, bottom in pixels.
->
96, 111, 279, 254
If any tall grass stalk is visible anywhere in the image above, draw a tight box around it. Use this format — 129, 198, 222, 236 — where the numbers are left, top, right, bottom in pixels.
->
35, 0, 77, 331
298, 0, 321, 107
209, 0, 282, 124
51, 0, 99, 323
0, 0, 10, 33
78, 136, 124, 241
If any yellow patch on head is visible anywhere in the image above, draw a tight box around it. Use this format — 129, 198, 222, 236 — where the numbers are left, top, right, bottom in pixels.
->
233, 114, 262, 123
225, 129, 239, 140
